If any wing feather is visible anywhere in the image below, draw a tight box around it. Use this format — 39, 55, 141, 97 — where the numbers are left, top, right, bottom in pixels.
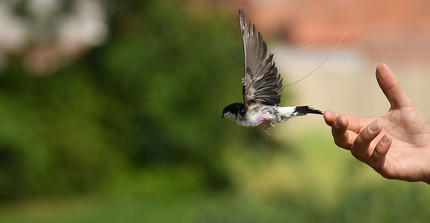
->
239, 9, 283, 107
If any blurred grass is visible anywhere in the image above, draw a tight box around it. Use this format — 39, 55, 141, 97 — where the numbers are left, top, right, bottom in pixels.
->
1, 131, 429, 223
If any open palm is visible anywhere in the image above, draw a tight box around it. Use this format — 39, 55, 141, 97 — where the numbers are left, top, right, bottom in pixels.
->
324, 64, 430, 183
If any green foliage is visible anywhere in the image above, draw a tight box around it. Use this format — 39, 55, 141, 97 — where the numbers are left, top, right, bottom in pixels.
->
0, 0, 249, 199
92, 0, 248, 188
0, 63, 124, 198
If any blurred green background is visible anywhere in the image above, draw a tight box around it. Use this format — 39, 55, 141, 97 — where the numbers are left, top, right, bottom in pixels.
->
0, 0, 429, 222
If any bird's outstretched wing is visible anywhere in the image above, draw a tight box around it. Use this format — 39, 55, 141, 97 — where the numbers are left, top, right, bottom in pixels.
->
239, 9, 283, 107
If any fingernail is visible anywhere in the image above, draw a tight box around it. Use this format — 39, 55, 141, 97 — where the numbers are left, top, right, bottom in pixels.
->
369, 121, 379, 133
335, 118, 342, 128
381, 135, 390, 144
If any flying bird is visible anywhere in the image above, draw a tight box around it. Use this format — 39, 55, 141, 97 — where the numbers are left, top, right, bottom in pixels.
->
221, 9, 322, 135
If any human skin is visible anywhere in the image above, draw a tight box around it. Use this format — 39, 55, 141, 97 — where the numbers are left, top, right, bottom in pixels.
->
323, 63, 430, 183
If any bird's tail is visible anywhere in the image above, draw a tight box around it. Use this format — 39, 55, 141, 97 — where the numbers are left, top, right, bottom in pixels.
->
278, 106, 322, 121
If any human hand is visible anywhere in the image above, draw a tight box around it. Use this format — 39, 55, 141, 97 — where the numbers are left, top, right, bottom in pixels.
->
324, 64, 430, 183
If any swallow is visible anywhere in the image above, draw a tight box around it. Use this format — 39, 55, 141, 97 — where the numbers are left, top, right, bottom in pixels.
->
222, 9, 322, 135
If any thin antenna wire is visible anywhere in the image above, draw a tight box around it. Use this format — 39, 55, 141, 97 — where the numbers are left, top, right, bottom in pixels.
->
284, 32, 348, 87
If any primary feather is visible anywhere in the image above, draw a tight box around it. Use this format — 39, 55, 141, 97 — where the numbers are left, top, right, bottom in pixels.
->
239, 9, 283, 107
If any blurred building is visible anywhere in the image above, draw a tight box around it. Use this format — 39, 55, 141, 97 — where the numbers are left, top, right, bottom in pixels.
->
221, 0, 430, 62
0, 0, 107, 75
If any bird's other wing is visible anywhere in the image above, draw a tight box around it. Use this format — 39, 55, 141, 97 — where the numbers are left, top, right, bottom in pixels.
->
239, 9, 283, 107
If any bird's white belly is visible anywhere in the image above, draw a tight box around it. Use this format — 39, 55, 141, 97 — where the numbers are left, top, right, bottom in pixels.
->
236, 111, 278, 127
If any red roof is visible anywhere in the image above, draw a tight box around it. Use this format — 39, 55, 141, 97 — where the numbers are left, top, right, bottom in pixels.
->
221, 0, 430, 61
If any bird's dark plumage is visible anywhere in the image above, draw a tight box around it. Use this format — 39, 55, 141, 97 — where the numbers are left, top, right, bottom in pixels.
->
222, 103, 245, 118
294, 106, 323, 115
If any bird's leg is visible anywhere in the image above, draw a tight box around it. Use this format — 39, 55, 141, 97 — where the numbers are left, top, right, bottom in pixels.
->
264, 122, 276, 136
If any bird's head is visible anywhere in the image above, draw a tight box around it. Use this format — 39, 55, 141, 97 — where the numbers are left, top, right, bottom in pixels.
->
221, 103, 245, 122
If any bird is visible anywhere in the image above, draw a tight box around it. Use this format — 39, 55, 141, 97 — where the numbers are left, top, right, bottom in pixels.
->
221, 9, 322, 135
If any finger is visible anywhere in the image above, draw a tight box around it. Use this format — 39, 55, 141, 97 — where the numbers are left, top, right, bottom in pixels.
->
324, 110, 372, 134
323, 110, 337, 126
331, 114, 355, 149
351, 120, 382, 162
369, 135, 392, 171
376, 63, 413, 109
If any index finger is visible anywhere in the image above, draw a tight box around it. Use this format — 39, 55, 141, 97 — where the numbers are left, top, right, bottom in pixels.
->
323, 110, 373, 134
331, 114, 355, 149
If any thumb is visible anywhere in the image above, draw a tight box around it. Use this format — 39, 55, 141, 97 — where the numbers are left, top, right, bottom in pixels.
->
376, 63, 413, 109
